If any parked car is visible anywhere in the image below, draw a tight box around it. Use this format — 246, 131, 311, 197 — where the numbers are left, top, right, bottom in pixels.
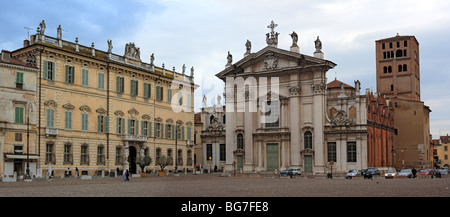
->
384, 169, 397, 179
279, 170, 292, 177
437, 169, 449, 175
398, 169, 413, 178
288, 168, 301, 176
364, 168, 380, 179
418, 169, 433, 176
346, 169, 360, 179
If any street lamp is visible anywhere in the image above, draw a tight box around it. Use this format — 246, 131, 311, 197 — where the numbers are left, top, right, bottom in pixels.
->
25, 102, 34, 180
175, 123, 178, 174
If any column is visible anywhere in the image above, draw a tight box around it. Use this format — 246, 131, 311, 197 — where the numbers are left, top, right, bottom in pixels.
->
124, 141, 129, 171
244, 105, 254, 172
312, 82, 325, 173
225, 106, 235, 172
289, 96, 300, 167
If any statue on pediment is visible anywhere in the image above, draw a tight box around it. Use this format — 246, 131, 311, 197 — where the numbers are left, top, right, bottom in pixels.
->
315, 36, 322, 52
245, 39, 251, 55
124, 42, 141, 61
39, 20, 46, 35
107, 40, 113, 53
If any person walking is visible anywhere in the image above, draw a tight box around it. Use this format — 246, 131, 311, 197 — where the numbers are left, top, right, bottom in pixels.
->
125, 169, 130, 181
412, 167, 417, 179
122, 169, 127, 181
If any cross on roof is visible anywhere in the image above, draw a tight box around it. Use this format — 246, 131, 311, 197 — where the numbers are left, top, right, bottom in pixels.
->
267, 20, 278, 35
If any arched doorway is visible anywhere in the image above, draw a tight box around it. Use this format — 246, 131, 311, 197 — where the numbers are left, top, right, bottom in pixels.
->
129, 146, 137, 174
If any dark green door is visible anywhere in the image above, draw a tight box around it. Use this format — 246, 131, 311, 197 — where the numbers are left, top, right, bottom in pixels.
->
237, 156, 243, 172
305, 156, 312, 172
266, 143, 279, 171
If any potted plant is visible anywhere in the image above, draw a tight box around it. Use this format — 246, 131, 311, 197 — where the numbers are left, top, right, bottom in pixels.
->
137, 156, 152, 177
157, 155, 171, 176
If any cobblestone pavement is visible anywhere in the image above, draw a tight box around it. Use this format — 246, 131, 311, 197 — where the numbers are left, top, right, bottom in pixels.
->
1, 174, 449, 197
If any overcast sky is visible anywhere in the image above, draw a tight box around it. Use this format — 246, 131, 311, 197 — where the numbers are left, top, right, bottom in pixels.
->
1, 0, 449, 138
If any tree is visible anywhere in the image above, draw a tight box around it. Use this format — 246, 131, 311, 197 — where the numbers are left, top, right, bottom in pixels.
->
157, 155, 171, 171
137, 156, 152, 172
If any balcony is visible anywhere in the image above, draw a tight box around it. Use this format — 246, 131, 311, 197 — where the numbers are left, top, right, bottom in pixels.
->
46, 128, 58, 136
123, 134, 147, 142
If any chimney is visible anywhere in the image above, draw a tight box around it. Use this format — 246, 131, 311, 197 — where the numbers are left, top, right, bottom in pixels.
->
1, 50, 11, 62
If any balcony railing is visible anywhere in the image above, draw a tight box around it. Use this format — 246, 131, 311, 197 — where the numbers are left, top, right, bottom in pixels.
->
123, 134, 147, 142
46, 128, 58, 136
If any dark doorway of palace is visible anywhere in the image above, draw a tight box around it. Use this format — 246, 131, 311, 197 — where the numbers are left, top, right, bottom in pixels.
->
129, 146, 137, 174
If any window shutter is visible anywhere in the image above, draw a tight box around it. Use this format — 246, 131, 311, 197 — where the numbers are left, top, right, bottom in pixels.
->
144, 83, 148, 98
105, 116, 109, 133
16, 72, 24, 84
65, 111, 69, 129
65, 65, 69, 83
182, 126, 185, 140
51, 62, 55, 80
135, 81, 138, 96
44, 61, 48, 79
187, 126, 191, 142
98, 115, 102, 133
149, 121, 152, 137
172, 125, 175, 139
116, 76, 120, 92
160, 86, 164, 101
127, 119, 131, 135
116, 118, 120, 134
168, 89, 172, 103
130, 80, 134, 95
141, 121, 145, 136
135, 120, 139, 135
161, 123, 164, 138
122, 119, 125, 135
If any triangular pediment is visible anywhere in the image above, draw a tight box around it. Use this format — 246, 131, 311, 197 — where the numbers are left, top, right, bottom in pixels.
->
216, 46, 336, 79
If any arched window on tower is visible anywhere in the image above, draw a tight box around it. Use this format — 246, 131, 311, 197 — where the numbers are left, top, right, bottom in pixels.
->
403, 49, 407, 57
396, 49, 403, 58
388, 66, 392, 73
304, 131, 312, 149
383, 66, 388, 74
403, 64, 407, 72
398, 65, 403, 72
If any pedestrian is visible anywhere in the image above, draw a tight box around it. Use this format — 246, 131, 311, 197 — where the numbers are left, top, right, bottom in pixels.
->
214, 165, 217, 173
412, 167, 417, 178
125, 169, 130, 181
75, 167, 79, 177
122, 169, 126, 181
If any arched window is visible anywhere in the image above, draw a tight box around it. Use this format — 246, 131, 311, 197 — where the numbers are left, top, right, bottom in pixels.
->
237, 133, 244, 150
304, 131, 312, 149
403, 64, 407, 72
398, 65, 403, 72
167, 148, 173, 166
156, 148, 161, 164
388, 66, 392, 73
403, 49, 407, 57
383, 66, 388, 74
383, 52, 387, 59
396, 49, 403, 58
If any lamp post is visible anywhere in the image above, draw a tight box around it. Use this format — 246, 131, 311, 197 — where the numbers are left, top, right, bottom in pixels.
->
175, 123, 178, 174
25, 102, 34, 181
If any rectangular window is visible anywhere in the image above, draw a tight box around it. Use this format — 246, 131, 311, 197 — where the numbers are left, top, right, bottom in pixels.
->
382, 43, 385, 49
445, 146, 448, 151
81, 69, 89, 86
347, 142, 357, 162
46, 108, 54, 128
81, 113, 89, 131
16, 71, 24, 89
130, 79, 138, 96
64, 111, 72, 130
207, 144, 213, 161
327, 142, 337, 162
81, 145, 89, 165
98, 73, 105, 90
116, 76, 124, 93
129, 119, 136, 135
15, 133, 22, 141
265, 100, 279, 128
155, 123, 161, 138
44, 61, 55, 80
168, 89, 172, 103
97, 115, 109, 133
187, 126, 191, 142
46, 143, 54, 164
116, 147, 123, 165
144, 83, 151, 98
15, 107, 24, 124
116, 117, 125, 135
404, 40, 408, 47
142, 121, 148, 136
64, 144, 72, 164
65, 65, 75, 84
220, 144, 226, 161
166, 124, 172, 139
156, 86, 164, 101
97, 146, 105, 165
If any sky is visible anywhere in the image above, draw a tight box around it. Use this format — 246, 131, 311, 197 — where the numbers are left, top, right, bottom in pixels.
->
1, 0, 449, 138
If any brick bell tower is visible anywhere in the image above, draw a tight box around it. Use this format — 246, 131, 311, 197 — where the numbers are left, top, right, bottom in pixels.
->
375, 34, 421, 101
